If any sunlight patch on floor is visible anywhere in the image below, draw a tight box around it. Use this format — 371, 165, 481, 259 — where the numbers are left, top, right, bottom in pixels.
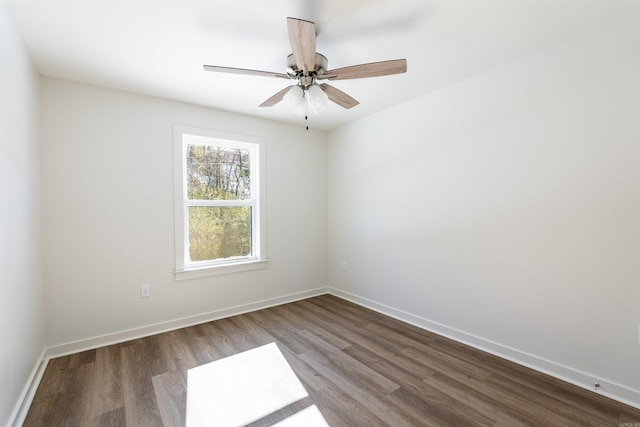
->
186, 342, 328, 426
272, 404, 329, 426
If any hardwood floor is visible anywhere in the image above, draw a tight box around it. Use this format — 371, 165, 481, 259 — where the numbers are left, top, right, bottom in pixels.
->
24, 294, 640, 426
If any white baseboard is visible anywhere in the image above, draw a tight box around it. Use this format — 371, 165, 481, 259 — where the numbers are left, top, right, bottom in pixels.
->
46, 287, 328, 358
8, 348, 48, 427
328, 286, 640, 410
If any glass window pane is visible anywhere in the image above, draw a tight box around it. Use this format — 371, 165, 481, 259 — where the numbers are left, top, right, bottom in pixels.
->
188, 206, 251, 262
186, 144, 251, 201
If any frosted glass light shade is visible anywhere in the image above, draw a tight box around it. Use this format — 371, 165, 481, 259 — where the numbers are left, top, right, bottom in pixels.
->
307, 84, 328, 114
283, 86, 306, 115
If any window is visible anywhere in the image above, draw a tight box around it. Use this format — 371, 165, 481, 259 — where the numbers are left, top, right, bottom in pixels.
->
174, 125, 267, 280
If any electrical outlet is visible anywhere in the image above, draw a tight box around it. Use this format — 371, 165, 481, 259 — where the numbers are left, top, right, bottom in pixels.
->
140, 284, 150, 298
340, 261, 347, 271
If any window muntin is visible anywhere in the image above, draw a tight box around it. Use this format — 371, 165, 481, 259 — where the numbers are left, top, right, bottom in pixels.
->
174, 126, 266, 278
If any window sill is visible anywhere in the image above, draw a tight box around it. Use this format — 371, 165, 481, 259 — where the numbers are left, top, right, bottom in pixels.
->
174, 259, 268, 281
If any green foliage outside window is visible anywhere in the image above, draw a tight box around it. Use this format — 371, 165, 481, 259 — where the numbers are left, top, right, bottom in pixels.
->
188, 206, 251, 261
186, 144, 252, 262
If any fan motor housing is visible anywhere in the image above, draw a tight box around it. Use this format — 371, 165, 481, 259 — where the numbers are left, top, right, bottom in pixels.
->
286, 53, 328, 79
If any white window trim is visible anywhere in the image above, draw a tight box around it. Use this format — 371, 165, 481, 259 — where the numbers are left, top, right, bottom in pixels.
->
173, 125, 267, 280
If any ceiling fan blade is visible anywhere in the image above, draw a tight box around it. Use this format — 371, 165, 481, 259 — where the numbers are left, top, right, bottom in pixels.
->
203, 65, 288, 79
259, 86, 295, 107
287, 17, 316, 74
323, 59, 407, 80
320, 83, 359, 109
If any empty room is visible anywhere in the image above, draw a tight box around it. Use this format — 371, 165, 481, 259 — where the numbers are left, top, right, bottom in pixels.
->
2, 0, 640, 425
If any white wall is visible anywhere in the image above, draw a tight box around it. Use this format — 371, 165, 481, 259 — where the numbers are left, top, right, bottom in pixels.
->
40, 78, 327, 348
0, 1, 45, 425
327, 22, 640, 404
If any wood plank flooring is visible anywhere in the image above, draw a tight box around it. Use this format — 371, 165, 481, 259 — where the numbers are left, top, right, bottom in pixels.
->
24, 294, 640, 426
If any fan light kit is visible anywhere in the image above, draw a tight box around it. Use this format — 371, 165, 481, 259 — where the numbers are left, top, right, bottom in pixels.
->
204, 17, 407, 122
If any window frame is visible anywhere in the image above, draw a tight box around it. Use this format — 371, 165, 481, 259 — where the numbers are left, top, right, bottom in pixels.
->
173, 125, 267, 280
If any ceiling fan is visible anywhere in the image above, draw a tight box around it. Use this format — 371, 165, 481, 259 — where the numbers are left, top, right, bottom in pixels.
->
203, 17, 407, 113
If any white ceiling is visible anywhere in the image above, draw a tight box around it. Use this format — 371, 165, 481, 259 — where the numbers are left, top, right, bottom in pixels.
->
5, 0, 639, 130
